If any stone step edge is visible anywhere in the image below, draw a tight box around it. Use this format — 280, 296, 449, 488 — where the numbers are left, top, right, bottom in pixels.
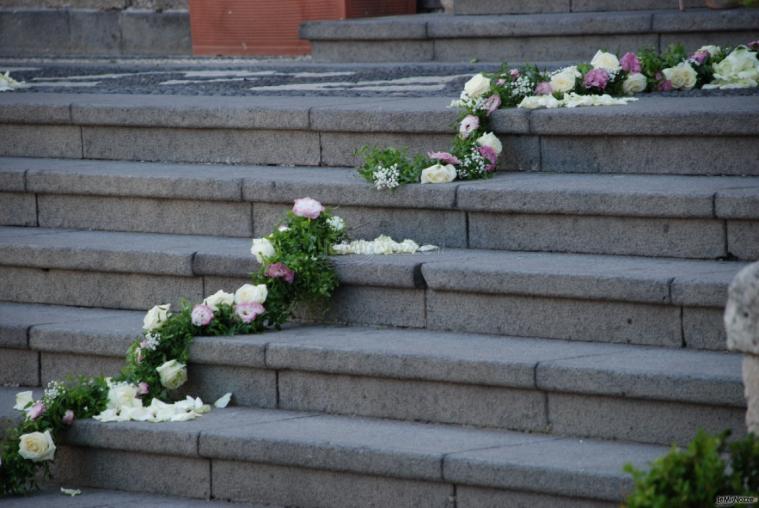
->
3, 157, 759, 219
2, 93, 758, 137
0, 226, 745, 307
0, 303, 744, 408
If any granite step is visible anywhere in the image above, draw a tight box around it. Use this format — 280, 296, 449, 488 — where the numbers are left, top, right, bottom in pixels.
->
1, 93, 758, 176
0, 302, 744, 445
302, 9, 759, 62
454, 0, 704, 15
0, 227, 745, 350
2, 157, 758, 259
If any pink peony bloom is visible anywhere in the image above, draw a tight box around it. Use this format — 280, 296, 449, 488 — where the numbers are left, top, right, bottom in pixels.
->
620, 52, 642, 73
236, 302, 265, 324
459, 115, 480, 138
657, 79, 673, 92
137, 382, 149, 396
583, 68, 610, 90
266, 262, 295, 284
427, 151, 461, 165
292, 197, 324, 219
748, 40, 759, 51
534, 82, 553, 96
191, 304, 214, 327
509, 68, 521, 79
478, 146, 498, 173
690, 50, 709, 65
62, 410, 75, 425
483, 94, 502, 115
27, 402, 45, 420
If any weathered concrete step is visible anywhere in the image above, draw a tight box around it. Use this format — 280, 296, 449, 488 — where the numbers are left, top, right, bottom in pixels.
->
2, 157, 758, 258
0, 302, 743, 445
0, 227, 745, 350
302, 9, 759, 62
454, 0, 703, 15
44, 403, 665, 505
1, 93, 757, 176
0, 7, 190, 58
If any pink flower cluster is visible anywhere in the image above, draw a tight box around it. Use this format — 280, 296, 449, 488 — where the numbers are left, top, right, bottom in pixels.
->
620, 52, 641, 73
689, 50, 710, 65
427, 151, 461, 165
191, 303, 214, 326
583, 68, 610, 91
459, 115, 479, 138
534, 82, 552, 96
266, 262, 295, 284
292, 197, 323, 219
236, 302, 265, 323
478, 146, 498, 173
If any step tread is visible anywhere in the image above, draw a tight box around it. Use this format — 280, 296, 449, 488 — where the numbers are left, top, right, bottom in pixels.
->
0, 302, 743, 407
302, 9, 759, 40
0, 226, 745, 306
2, 92, 758, 136
55, 403, 665, 501
3, 157, 759, 218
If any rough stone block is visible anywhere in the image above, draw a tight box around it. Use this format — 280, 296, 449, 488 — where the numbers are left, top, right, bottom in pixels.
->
310, 40, 434, 62
253, 202, 466, 248
120, 10, 191, 55
212, 460, 453, 508
181, 364, 276, 409
301, 286, 426, 328
37, 194, 252, 237
660, 31, 759, 54
572, 0, 701, 10
0, 347, 38, 386
53, 446, 210, 498
683, 306, 727, 351
456, 486, 615, 508
548, 392, 746, 446
67, 9, 121, 56
40, 352, 123, 385
0, 266, 203, 310
81, 126, 320, 166
455, 0, 570, 14
427, 290, 681, 346
0, 125, 82, 159
0, 192, 36, 227
728, 221, 759, 260
541, 135, 759, 176
319, 132, 452, 168
743, 354, 759, 434
716, 188, 759, 220
468, 213, 725, 259
0, 9, 70, 56
278, 371, 547, 431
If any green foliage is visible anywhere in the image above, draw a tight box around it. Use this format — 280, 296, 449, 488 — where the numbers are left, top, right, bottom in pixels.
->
625, 430, 759, 508
355, 146, 432, 189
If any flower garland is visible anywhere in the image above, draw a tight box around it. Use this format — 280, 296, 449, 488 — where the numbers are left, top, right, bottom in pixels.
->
0, 197, 345, 496
357, 41, 759, 189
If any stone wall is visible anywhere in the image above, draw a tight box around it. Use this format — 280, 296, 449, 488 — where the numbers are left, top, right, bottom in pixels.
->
1, 0, 187, 10
725, 262, 759, 434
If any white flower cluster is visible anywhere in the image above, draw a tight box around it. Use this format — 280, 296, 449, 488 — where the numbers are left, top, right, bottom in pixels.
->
332, 235, 438, 256
372, 163, 400, 190
458, 148, 487, 179
518, 93, 638, 110
705, 46, 759, 89
43, 381, 63, 401
510, 75, 534, 96
142, 332, 160, 351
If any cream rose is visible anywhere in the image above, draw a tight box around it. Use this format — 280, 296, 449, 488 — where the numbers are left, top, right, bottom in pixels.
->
107, 382, 140, 410
622, 72, 647, 95
420, 163, 457, 184
156, 359, 187, 390
662, 62, 698, 90
234, 283, 268, 305
550, 66, 580, 93
590, 50, 621, 72
698, 45, 721, 57
250, 237, 275, 264
203, 290, 234, 311
712, 47, 759, 85
143, 304, 170, 332
18, 430, 56, 462
14, 391, 34, 411
476, 132, 503, 155
463, 73, 491, 98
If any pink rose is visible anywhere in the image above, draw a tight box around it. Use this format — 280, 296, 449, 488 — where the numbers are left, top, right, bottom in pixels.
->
459, 115, 479, 138
620, 52, 641, 73
62, 410, 75, 425
292, 197, 324, 219
583, 68, 610, 90
27, 402, 45, 420
748, 40, 759, 51
534, 82, 553, 96
191, 304, 214, 327
478, 146, 498, 173
657, 74, 673, 91
427, 151, 461, 165
509, 68, 521, 79
265, 262, 295, 284
137, 382, 149, 396
236, 302, 265, 324
483, 94, 501, 115
689, 50, 709, 65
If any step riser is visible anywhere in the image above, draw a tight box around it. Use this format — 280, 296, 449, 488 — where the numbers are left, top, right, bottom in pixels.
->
4, 347, 740, 446
454, 0, 704, 15
0, 267, 726, 350
310, 31, 759, 63
4, 193, 756, 259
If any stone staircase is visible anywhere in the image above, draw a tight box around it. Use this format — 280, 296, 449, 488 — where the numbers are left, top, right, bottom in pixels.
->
302, 3, 759, 62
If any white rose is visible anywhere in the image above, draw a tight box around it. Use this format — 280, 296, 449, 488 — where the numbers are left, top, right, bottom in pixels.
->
712, 47, 759, 84
463, 73, 491, 98
203, 290, 234, 311
662, 62, 698, 90
327, 215, 345, 232
107, 382, 141, 410
518, 95, 561, 110
420, 163, 457, 184
156, 359, 187, 390
476, 132, 503, 155
18, 430, 56, 462
234, 283, 268, 305
550, 66, 580, 93
622, 72, 647, 95
698, 45, 721, 57
14, 391, 34, 411
590, 50, 621, 72
143, 304, 170, 332
250, 237, 275, 264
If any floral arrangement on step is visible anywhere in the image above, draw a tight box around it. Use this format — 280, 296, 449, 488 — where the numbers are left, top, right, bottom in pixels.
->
356, 41, 759, 190
0, 197, 345, 496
